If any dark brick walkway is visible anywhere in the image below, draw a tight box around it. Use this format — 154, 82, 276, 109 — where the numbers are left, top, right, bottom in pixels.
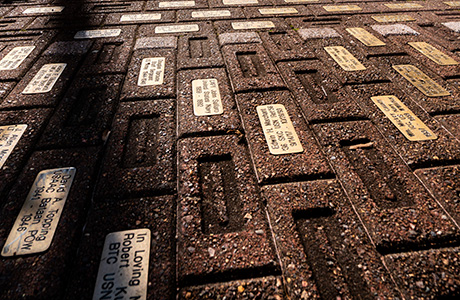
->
0, 0, 459, 299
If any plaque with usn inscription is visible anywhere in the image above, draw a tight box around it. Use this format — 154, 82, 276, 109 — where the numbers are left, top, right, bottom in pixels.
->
1, 167, 76, 257
0, 124, 27, 169
192, 79, 223, 116
372, 95, 437, 141
22, 63, 66, 94
324, 46, 366, 71
138, 57, 165, 86
393, 65, 450, 97
408, 42, 458, 66
257, 104, 303, 155
93, 229, 151, 300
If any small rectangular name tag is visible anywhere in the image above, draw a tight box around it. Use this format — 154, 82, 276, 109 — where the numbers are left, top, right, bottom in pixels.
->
192, 10, 231, 18
372, 95, 437, 141
23, 6, 64, 14
74, 29, 122, 39
232, 21, 275, 30
192, 79, 223, 116
346, 28, 385, 47
22, 63, 66, 94
324, 46, 366, 71
121, 13, 161, 22
0, 46, 35, 70
138, 57, 165, 86
393, 64, 450, 97
2, 168, 76, 257
257, 104, 303, 155
0, 124, 27, 169
409, 42, 458, 66
93, 229, 151, 300
155, 24, 199, 33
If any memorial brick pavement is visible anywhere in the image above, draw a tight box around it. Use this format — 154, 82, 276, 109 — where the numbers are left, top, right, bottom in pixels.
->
0, 0, 459, 299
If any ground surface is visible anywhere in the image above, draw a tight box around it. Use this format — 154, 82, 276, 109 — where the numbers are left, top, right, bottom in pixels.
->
0, 0, 460, 299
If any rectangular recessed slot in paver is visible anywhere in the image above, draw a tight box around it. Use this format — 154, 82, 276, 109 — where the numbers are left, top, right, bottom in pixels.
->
65, 87, 105, 127
236, 51, 266, 78
123, 117, 158, 168
295, 70, 339, 104
189, 37, 210, 59
198, 155, 243, 234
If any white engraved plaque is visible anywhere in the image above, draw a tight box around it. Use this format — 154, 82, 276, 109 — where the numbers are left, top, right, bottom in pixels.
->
138, 57, 165, 86
232, 21, 275, 30
192, 79, 223, 116
74, 29, 122, 39
257, 104, 304, 155
192, 10, 231, 18
23, 6, 64, 14
0, 46, 35, 70
0, 124, 27, 169
159, 1, 195, 7
120, 13, 161, 22
92, 229, 151, 300
22, 63, 66, 94
155, 24, 199, 33
258, 8, 298, 15
1, 167, 76, 257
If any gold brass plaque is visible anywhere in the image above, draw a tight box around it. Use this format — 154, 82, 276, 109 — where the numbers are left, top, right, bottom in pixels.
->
2, 167, 76, 257
323, 5, 362, 12
232, 21, 275, 30
372, 95, 437, 141
444, 1, 460, 6
0, 46, 35, 70
408, 42, 458, 66
393, 65, 450, 97
324, 46, 366, 71
22, 63, 66, 94
257, 104, 303, 155
258, 8, 298, 15
346, 28, 385, 47
384, 3, 423, 9
93, 229, 151, 300
372, 15, 416, 22
192, 78, 223, 116
138, 57, 165, 86
0, 124, 27, 169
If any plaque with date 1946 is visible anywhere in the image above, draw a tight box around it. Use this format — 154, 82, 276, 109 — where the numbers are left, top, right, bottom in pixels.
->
138, 57, 165, 86
1, 167, 76, 257
257, 104, 303, 155
92, 229, 151, 300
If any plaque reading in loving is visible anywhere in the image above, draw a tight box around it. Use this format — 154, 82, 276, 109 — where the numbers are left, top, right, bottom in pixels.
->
408, 42, 458, 66
192, 79, 223, 116
372, 15, 416, 22
257, 104, 303, 155
232, 21, 275, 30
120, 13, 161, 22
1, 167, 76, 257
384, 3, 423, 9
22, 63, 66, 94
0, 46, 35, 70
372, 95, 437, 141
159, 1, 195, 7
138, 57, 165, 86
346, 28, 385, 47
0, 124, 27, 169
192, 10, 231, 18
155, 24, 199, 33
324, 46, 366, 71
258, 8, 298, 15
223, 0, 258, 4
92, 229, 151, 300
323, 5, 362, 12
74, 29, 122, 39
393, 65, 450, 97
23, 6, 64, 14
